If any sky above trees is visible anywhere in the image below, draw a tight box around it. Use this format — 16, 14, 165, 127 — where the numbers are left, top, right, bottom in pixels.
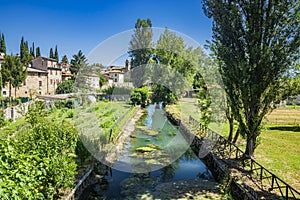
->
0, 0, 212, 61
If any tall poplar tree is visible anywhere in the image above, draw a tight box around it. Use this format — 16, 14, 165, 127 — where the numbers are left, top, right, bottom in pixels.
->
129, 18, 153, 69
202, 0, 300, 157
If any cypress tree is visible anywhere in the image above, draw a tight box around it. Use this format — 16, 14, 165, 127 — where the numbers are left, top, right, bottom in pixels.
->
30, 42, 35, 58
0, 33, 6, 55
20, 36, 25, 59
61, 55, 68, 64
36, 47, 41, 57
49, 48, 53, 58
54, 45, 59, 62
24, 41, 29, 53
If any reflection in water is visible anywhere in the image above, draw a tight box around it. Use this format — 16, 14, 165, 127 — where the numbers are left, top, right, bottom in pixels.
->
80, 104, 214, 199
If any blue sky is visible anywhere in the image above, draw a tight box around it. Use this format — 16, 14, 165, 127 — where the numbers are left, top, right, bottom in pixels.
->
0, 0, 212, 64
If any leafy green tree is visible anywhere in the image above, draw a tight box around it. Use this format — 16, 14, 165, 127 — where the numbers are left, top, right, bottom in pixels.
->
130, 91, 142, 106
151, 28, 200, 106
36, 47, 41, 57
54, 45, 59, 62
61, 54, 68, 64
1, 55, 27, 99
98, 73, 107, 89
0, 33, 6, 54
129, 18, 153, 69
49, 47, 53, 58
56, 79, 75, 94
203, 0, 300, 157
151, 84, 177, 106
130, 87, 149, 107
70, 50, 87, 76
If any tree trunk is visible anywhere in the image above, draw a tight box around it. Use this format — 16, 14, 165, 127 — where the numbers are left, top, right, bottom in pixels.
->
232, 127, 240, 144
244, 135, 256, 158
227, 117, 234, 142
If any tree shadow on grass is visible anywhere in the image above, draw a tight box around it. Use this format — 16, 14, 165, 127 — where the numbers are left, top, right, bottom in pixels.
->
268, 126, 300, 132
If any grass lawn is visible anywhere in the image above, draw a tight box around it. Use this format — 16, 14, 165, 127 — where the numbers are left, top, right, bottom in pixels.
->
256, 108, 300, 190
173, 98, 300, 191
255, 125, 300, 190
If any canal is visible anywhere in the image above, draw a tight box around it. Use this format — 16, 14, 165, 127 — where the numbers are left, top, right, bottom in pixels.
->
80, 103, 216, 199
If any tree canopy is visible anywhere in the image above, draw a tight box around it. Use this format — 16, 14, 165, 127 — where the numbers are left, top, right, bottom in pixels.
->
70, 50, 87, 76
49, 48, 54, 59
0, 33, 6, 55
56, 79, 75, 94
129, 18, 153, 69
20, 37, 32, 65
1, 55, 27, 99
54, 45, 59, 62
61, 55, 68, 64
202, 0, 300, 157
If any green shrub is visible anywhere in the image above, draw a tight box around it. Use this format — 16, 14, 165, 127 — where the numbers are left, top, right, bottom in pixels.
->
0, 102, 78, 199
66, 110, 74, 118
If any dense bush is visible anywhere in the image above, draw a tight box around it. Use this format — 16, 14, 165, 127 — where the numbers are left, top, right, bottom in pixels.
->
56, 79, 75, 94
130, 87, 149, 107
151, 84, 177, 106
0, 102, 78, 199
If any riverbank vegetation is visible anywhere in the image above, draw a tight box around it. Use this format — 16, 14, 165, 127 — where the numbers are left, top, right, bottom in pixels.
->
0, 99, 137, 199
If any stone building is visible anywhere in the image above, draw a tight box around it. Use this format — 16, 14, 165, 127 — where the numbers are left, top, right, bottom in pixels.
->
31, 56, 62, 94
102, 59, 131, 85
10, 67, 48, 97
2, 56, 62, 98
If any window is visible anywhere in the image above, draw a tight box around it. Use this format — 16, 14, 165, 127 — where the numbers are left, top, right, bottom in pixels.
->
50, 79, 53, 85
115, 74, 117, 77
56, 70, 58, 75
114, 78, 117, 82
50, 70, 52, 75
23, 80, 26, 86
3, 91, 6, 95
25, 91, 28, 94
38, 72, 41, 77
39, 81, 42, 87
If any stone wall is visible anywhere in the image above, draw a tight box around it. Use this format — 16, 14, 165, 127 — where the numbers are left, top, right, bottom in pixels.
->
4, 101, 32, 121
165, 111, 257, 200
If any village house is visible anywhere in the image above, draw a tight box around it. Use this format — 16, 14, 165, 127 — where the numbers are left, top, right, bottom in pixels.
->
31, 56, 62, 95
102, 59, 132, 87
2, 56, 62, 98
61, 63, 73, 81
86, 73, 100, 91
11, 67, 48, 97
